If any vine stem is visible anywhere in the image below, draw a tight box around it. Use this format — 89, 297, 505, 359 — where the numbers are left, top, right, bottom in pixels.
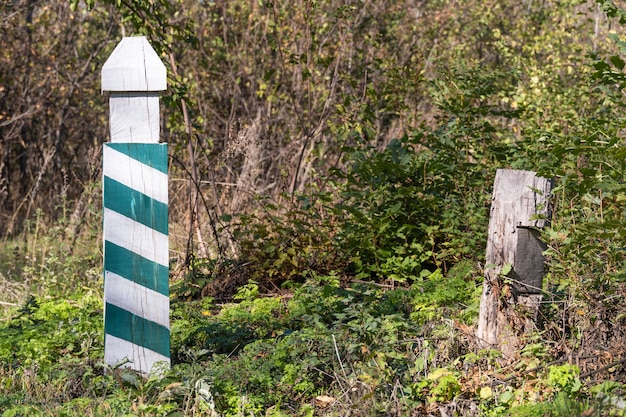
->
167, 51, 208, 261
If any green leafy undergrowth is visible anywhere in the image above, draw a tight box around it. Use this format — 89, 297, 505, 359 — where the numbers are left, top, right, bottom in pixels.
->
169, 275, 626, 416
0, 291, 114, 415
2, 277, 626, 416
0, 292, 103, 371
172, 271, 481, 415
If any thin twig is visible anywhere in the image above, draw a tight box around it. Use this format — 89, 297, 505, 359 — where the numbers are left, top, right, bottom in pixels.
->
479, 354, 610, 388
0, 301, 19, 307
332, 334, 348, 393
580, 356, 626, 379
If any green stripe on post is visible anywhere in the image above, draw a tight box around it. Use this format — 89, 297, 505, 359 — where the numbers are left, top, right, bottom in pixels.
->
103, 176, 168, 234
104, 241, 169, 296
106, 143, 168, 174
105, 303, 170, 358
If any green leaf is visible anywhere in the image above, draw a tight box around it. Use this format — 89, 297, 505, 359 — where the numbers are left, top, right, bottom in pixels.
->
479, 386, 493, 399
610, 55, 625, 71
499, 390, 514, 404
387, 202, 402, 215
426, 368, 453, 380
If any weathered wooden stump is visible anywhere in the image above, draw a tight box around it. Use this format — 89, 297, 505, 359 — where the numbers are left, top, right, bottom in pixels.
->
476, 169, 553, 359
101, 37, 170, 375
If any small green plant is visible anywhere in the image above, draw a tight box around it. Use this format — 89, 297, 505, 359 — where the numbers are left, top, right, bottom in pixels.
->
547, 364, 582, 395
428, 369, 462, 403
410, 263, 480, 325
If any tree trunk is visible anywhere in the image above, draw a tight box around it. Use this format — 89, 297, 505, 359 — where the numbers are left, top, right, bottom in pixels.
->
476, 169, 553, 359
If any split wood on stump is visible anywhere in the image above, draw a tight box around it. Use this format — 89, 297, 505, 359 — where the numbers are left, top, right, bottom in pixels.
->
476, 169, 553, 360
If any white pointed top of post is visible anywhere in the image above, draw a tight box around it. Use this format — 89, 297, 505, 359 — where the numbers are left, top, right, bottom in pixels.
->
102, 36, 167, 92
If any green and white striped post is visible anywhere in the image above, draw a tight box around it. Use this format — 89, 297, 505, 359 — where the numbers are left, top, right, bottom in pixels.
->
101, 36, 169, 375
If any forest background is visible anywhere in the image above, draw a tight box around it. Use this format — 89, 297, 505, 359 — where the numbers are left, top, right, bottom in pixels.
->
0, 0, 625, 415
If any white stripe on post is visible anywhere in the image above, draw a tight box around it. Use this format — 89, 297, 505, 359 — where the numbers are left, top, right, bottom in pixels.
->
103, 208, 169, 266
104, 271, 170, 328
104, 335, 170, 374
102, 36, 169, 375
102, 145, 169, 203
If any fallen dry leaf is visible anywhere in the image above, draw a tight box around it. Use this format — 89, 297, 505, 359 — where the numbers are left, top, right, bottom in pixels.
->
315, 395, 336, 408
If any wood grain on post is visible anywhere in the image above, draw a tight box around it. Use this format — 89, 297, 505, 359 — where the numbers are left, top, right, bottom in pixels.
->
101, 36, 170, 375
476, 169, 553, 359
102, 36, 166, 143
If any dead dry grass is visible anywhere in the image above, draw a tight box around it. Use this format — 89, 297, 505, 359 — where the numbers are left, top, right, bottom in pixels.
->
0, 271, 26, 316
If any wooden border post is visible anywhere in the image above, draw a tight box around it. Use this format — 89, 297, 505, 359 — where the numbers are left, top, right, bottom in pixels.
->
101, 37, 169, 375
476, 169, 553, 359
